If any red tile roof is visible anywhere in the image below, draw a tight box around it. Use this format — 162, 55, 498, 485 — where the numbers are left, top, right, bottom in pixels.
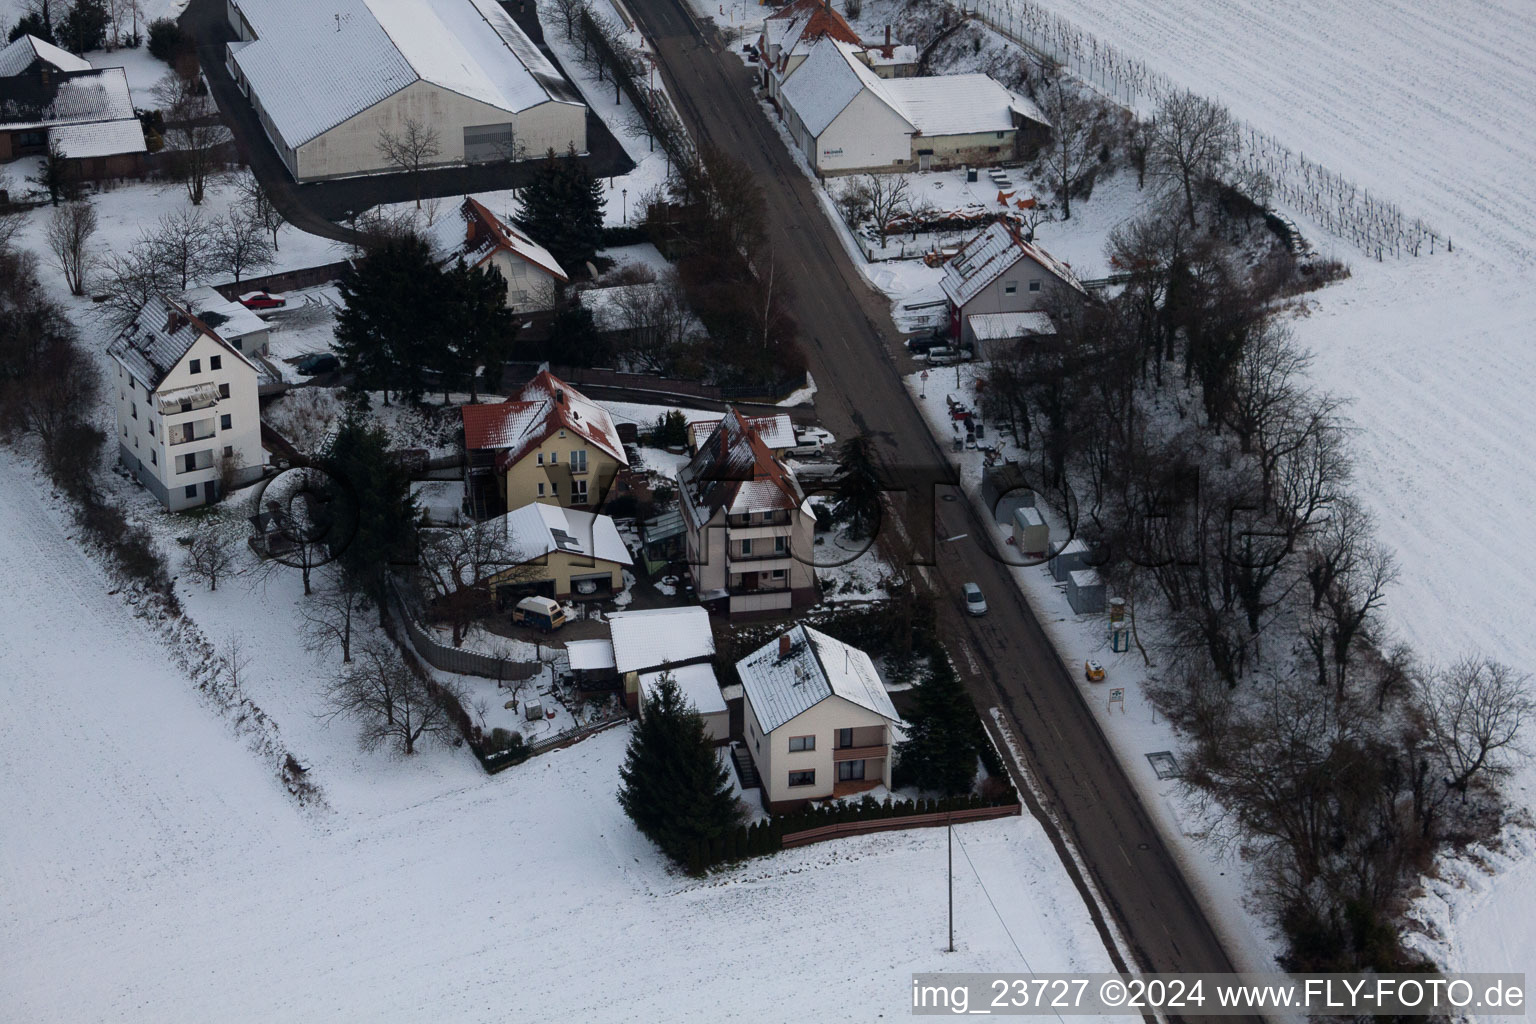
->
679, 408, 808, 524
461, 371, 627, 472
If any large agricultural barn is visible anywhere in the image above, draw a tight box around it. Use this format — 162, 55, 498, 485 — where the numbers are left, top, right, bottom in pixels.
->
224, 0, 586, 182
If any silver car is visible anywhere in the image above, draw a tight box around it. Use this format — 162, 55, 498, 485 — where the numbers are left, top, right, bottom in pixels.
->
963, 582, 988, 616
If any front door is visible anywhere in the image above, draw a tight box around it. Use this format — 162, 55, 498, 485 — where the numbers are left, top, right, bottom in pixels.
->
203, 480, 217, 504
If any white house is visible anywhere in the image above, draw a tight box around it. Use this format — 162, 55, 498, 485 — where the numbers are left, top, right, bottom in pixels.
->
224, 0, 586, 181
107, 295, 266, 511
737, 625, 903, 811
939, 220, 1086, 345
431, 197, 567, 312
776, 37, 1049, 176
678, 410, 818, 616
608, 606, 724, 741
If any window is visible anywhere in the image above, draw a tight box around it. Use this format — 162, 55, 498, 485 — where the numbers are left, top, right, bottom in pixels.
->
573, 478, 588, 502
996, 131, 1005, 139
537, 482, 546, 497
133, 435, 138, 448
218, 383, 230, 399
223, 445, 234, 458
549, 450, 558, 464
558, 429, 566, 438
150, 450, 156, 465
189, 359, 201, 374
741, 538, 752, 556
123, 425, 127, 437
148, 420, 154, 436
836, 728, 854, 749
232, 339, 242, 351
837, 760, 866, 782
788, 735, 815, 752
185, 485, 198, 498
1003, 280, 1018, 295
210, 355, 222, 370
773, 535, 787, 554
131, 403, 138, 420
220, 414, 232, 430
787, 770, 816, 788
1028, 279, 1042, 292
571, 449, 587, 472
537, 453, 544, 465
770, 569, 786, 580
128, 375, 135, 390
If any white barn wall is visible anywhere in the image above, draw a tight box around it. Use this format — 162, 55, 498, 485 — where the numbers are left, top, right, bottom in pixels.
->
811, 89, 912, 175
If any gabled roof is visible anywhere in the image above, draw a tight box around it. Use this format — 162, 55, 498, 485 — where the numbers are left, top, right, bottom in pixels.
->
46, 116, 146, 157
607, 606, 715, 675
639, 662, 726, 717
106, 294, 260, 390
966, 311, 1057, 341
779, 38, 911, 138
688, 413, 795, 452
460, 371, 628, 472
763, 0, 861, 56
0, 35, 91, 77
456, 197, 567, 282
940, 220, 1086, 308
737, 624, 900, 734
228, 0, 581, 148
0, 66, 135, 131
678, 409, 811, 525
486, 500, 632, 566
882, 73, 1049, 135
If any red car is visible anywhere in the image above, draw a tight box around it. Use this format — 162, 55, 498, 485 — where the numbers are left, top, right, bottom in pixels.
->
239, 290, 286, 310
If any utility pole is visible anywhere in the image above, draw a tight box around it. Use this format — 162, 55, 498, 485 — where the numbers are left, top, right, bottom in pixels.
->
947, 814, 955, 952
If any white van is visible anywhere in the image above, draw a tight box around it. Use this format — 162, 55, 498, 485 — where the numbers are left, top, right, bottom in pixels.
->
511, 595, 566, 632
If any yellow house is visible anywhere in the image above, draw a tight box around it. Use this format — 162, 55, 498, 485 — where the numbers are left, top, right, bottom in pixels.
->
462, 371, 629, 516
482, 501, 633, 602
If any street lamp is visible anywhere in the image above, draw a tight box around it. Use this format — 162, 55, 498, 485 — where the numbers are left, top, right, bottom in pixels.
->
622, 188, 628, 224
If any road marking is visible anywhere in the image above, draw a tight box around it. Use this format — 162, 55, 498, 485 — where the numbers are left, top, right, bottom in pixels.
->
1119, 844, 1133, 868
958, 641, 981, 675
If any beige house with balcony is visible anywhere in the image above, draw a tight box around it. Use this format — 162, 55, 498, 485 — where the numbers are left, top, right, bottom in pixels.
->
678, 410, 817, 616
480, 500, 631, 600
737, 625, 903, 811
462, 371, 628, 517
107, 295, 265, 511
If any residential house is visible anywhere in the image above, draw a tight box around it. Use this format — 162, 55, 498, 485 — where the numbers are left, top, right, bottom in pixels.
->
737, 624, 903, 811
939, 220, 1085, 345
224, 0, 585, 182
183, 286, 273, 357
107, 295, 266, 511
756, 0, 914, 94
686, 412, 795, 455
433, 197, 567, 312
0, 41, 146, 176
607, 606, 726, 741
461, 371, 628, 517
480, 500, 632, 601
776, 36, 1049, 176
963, 310, 1057, 361
677, 409, 817, 616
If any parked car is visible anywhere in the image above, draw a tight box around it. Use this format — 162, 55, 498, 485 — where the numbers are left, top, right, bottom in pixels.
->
295, 353, 340, 376
1084, 660, 1106, 682
905, 332, 947, 354
512, 595, 565, 633
239, 290, 286, 310
787, 427, 835, 457
962, 581, 988, 616
925, 346, 973, 366
790, 459, 847, 485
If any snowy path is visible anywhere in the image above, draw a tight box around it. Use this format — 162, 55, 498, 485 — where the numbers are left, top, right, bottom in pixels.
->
0, 457, 1115, 1021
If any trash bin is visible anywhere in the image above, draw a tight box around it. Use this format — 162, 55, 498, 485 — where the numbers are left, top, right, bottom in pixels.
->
966, 167, 979, 183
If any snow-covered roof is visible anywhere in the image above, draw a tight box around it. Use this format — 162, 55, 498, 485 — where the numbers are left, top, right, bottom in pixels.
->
679, 409, 811, 526
229, 0, 580, 147
736, 624, 900, 734
688, 413, 795, 451
46, 116, 146, 157
0, 35, 91, 77
607, 606, 714, 675
183, 294, 270, 340
0, 66, 135, 131
882, 74, 1048, 135
863, 44, 917, 67
639, 662, 726, 717
106, 294, 260, 390
565, 638, 615, 672
487, 501, 632, 566
762, 0, 861, 59
438, 197, 567, 282
941, 220, 1086, 308
460, 371, 628, 472
779, 38, 910, 138
966, 311, 1057, 341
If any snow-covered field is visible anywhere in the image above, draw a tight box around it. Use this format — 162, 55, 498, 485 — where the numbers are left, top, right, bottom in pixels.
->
0, 457, 1117, 1022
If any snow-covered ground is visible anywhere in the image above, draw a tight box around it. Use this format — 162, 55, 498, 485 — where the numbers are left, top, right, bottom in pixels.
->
0, 453, 1119, 1022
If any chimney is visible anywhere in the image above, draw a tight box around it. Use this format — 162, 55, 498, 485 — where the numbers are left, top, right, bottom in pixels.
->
885, 25, 891, 46
779, 634, 791, 658
555, 387, 565, 405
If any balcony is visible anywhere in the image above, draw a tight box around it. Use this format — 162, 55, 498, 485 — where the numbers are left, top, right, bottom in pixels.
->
170, 421, 216, 446
832, 744, 888, 763
176, 449, 214, 475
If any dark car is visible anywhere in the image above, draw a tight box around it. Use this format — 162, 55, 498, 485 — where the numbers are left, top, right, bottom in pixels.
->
296, 353, 340, 376
905, 332, 948, 354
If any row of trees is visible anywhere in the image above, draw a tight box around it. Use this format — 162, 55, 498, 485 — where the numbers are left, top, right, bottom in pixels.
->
981, 194, 1529, 969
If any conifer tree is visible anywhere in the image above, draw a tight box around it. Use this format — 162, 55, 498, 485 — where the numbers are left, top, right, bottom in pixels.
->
443, 259, 516, 402
832, 433, 883, 538
325, 415, 420, 619
517, 146, 606, 277
896, 660, 981, 796
618, 672, 741, 870
333, 235, 441, 403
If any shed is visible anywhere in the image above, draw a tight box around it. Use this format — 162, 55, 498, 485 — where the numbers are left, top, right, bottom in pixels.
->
1066, 569, 1104, 614
565, 637, 617, 691
1012, 506, 1048, 558
639, 662, 728, 744
1049, 537, 1090, 582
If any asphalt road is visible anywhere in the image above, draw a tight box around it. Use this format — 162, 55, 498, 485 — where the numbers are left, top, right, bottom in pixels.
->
626, 1, 1263, 1015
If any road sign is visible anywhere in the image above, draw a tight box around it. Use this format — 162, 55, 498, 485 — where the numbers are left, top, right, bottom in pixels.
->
1108, 687, 1125, 714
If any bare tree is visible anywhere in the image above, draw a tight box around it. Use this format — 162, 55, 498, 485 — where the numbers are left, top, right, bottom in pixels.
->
609, 270, 695, 373
153, 70, 233, 206
1039, 75, 1112, 220
44, 200, 97, 296
552, 0, 592, 38
249, 469, 345, 596
1149, 90, 1238, 227
322, 637, 461, 755
1225, 318, 1307, 455
234, 169, 286, 251
300, 566, 369, 663
95, 239, 178, 333
151, 207, 213, 290
181, 517, 241, 591
1120, 111, 1152, 190
851, 173, 912, 237
222, 635, 253, 691
211, 210, 274, 283
415, 520, 537, 647
1419, 657, 1535, 794
376, 119, 442, 209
